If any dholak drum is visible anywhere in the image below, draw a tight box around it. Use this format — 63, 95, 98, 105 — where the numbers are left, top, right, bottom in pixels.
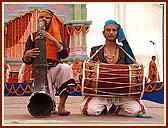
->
82, 61, 144, 98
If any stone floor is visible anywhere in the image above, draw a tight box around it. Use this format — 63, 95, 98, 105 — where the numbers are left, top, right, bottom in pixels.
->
2, 96, 166, 126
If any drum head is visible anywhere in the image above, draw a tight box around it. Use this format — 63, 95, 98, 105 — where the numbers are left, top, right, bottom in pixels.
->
27, 92, 53, 118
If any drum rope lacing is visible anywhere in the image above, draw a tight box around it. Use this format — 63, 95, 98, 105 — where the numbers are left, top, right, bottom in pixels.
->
84, 84, 141, 90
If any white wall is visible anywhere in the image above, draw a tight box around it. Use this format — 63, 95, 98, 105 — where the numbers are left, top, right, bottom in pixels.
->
86, 3, 165, 81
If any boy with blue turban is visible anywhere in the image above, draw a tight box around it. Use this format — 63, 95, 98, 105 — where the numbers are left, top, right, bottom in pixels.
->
80, 20, 147, 117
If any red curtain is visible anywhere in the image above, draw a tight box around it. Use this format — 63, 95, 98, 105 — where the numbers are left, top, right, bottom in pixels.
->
4, 10, 37, 59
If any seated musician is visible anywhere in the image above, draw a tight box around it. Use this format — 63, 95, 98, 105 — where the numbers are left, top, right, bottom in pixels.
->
22, 9, 75, 116
72, 57, 83, 82
4, 62, 10, 83
80, 20, 147, 116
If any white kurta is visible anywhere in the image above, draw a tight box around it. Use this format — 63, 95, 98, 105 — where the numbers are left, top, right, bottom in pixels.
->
47, 63, 74, 99
80, 96, 146, 116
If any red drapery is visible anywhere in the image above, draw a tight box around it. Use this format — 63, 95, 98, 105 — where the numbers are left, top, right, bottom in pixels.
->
4, 10, 37, 59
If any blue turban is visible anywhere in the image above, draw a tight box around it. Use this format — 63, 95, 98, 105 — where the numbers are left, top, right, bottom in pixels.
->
104, 20, 136, 64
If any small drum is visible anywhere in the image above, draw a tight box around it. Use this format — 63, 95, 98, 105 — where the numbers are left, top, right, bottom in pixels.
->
82, 61, 144, 98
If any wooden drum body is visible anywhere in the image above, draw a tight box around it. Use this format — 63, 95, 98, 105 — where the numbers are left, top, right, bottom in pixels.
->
82, 61, 145, 98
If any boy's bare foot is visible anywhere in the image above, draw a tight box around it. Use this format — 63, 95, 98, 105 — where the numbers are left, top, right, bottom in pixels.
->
58, 106, 70, 116
58, 111, 70, 116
